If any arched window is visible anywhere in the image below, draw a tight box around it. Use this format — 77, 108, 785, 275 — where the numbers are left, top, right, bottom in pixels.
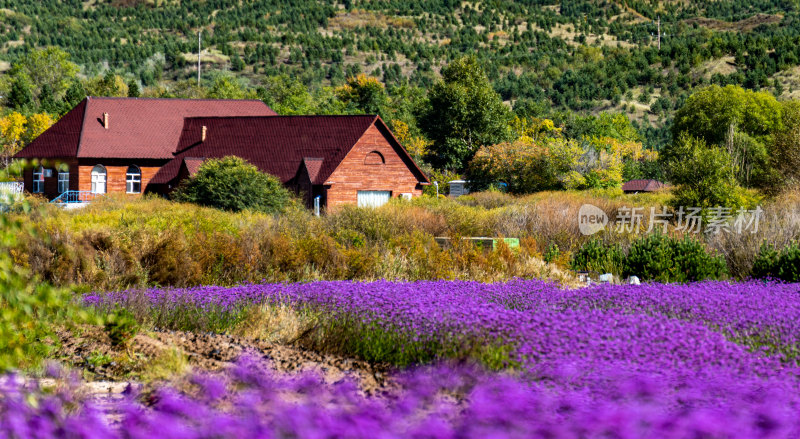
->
32, 166, 44, 193
126, 165, 142, 193
364, 151, 385, 165
91, 165, 106, 194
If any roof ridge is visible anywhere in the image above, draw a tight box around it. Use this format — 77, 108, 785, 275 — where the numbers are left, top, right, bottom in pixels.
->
86, 96, 267, 103
183, 114, 378, 119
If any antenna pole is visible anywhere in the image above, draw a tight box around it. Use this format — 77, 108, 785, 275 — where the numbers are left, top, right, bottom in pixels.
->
197, 31, 202, 85
657, 16, 661, 50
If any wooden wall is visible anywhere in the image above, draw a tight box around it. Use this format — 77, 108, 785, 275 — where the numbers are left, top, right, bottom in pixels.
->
22, 158, 78, 200
324, 123, 424, 211
77, 163, 161, 194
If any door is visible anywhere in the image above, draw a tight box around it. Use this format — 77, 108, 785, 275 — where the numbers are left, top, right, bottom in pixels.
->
357, 190, 391, 208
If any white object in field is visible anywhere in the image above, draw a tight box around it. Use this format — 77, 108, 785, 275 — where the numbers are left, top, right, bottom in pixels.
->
401, 193, 412, 200
628, 276, 641, 285
448, 180, 470, 197
599, 273, 613, 283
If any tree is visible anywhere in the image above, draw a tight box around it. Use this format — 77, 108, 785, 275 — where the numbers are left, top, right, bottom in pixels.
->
86, 71, 129, 97
0, 112, 55, 168
206, 76, 247, 99
38, 84, 61, 114
672, 85, 783, 145
23, 113, 54, 145
173, 156, 291, 214
6, 73, 33, 111
335, 74, 389, 117
0, 112, 26, 168
127, 79, 141, 98
766, 101, 800, 192
10, 47, 78, 102
259, 74, 316, 115
665, 134, 746, 210
418, 56, 511, 170
62, 80, 86, 111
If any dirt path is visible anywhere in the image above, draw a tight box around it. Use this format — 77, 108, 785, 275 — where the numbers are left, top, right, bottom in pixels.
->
55, 326, 394, 395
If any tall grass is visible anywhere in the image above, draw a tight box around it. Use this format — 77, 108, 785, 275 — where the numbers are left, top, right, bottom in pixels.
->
11, 188, 800, 289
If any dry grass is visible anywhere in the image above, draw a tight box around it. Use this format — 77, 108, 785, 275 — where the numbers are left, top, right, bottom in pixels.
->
328, 10, 415, 31
233, 303, 320, 344
683, 13, 783, 32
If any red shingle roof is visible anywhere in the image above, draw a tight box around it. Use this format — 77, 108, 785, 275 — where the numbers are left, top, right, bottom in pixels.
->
15, 97, 276, 160
13, 99, 87, 159
182, 157, 206, 176
622, 179, 665, 192
150, 115, 429, 186
301, 157, 325, 184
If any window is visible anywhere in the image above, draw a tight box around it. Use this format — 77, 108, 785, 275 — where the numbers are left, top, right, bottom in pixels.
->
126, 165, 141, 193
364, 151, 385, 165
32, 167, 44, 193
57, 171, 69, 194
357, 190, 391, 208
91, 165, 106, 194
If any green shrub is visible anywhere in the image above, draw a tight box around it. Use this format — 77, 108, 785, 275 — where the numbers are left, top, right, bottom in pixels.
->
569, 239, 625, 274
173, 156, 291, 214
624, 234, 728, 283
543, 242, 560, 263
0, 214, 90, 371
104, 308, 140, 348
751, 242, 800, 282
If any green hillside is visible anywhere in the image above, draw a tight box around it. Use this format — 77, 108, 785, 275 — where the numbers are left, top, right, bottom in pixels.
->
1, 0, 799, 150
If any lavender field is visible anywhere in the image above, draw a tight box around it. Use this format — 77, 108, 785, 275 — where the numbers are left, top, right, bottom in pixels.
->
6, 280, 800, 438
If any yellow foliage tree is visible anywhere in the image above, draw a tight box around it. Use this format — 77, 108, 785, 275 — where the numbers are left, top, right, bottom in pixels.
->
0, 112, 56, 168
391, 119, 431, 162
0, 112, 27, 167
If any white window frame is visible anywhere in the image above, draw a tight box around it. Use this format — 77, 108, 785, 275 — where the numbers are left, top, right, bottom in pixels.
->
57, 171, 69, 194
91, 165, 107, 194
357, 190, 391, 208
32, 167, 44, 193
126, 165, 142, 194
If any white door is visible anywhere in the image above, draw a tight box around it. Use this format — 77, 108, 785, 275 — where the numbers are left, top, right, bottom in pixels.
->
91, 165, 106, 194
357, 191, 391, 208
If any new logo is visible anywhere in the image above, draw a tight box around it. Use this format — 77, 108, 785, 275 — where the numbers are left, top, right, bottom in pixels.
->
578, 204, 608, 236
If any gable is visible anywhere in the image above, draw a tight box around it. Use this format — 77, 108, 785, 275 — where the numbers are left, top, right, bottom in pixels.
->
325, 121, 429, 185
326, 119, 429, 185
14, 99, 86, 159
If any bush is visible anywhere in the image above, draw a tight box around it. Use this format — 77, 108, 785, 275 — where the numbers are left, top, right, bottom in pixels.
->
751, 242, 800, 282
173, 156, 291, 214
0, 214, 90, 371
624, 234, 728, 283
569, 239, 625, 275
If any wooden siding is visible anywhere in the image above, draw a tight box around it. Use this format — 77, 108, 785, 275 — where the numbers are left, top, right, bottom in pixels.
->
23, 158, 78, 200
77, 163, 161, 194
324, 123, 423, 211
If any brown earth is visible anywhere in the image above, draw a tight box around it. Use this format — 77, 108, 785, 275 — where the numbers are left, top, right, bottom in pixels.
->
684, 13, 783, 32
54, 326, 394, 395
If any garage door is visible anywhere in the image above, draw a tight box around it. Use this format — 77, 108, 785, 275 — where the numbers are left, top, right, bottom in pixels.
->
357, 190, 391, 208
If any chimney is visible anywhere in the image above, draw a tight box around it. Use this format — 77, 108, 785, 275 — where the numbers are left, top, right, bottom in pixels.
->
201, 125, 207, 142
103, 113, 109, 129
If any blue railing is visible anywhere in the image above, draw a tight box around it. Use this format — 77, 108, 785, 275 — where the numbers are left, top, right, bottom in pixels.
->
50, 190, 102, 204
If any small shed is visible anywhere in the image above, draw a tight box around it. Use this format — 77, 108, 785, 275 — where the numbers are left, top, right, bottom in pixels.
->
449, 180, 470, 197
622, 179, 665, 194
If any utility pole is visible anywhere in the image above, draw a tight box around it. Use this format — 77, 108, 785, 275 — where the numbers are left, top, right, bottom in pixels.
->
657, 16, 661, 50
197, 31, 202, 86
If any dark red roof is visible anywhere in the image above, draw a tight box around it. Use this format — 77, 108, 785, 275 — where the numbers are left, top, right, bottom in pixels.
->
14, 99, 87, 159
15, 97, 276, 160
301, 157, 325, 184
182, 157, 206, 176
622, 179, 665, 192
151, 115, 429, 186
